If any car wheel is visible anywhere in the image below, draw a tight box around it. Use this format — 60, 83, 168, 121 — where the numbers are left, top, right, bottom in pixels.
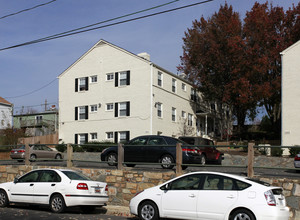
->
199, 154, 206, 165
230, 209, 255, 220
106, 152, 117, 166
55, 154, 62, 159
50, 194, 66, 213
0, 190, 9, 207
139, 201, 159, 220
30, 154, 37, 160
160, 154, 174, 169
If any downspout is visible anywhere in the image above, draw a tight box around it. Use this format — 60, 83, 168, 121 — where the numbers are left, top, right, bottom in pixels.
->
150, 63, 153, 135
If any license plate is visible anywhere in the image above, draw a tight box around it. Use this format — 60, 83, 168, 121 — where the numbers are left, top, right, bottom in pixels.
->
94, 187, 101, 193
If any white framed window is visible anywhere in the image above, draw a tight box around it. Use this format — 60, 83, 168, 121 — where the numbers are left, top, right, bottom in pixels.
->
90, 75, 97, 83
79, 77, 87, 91
36, 115, 43, 124
172, 107, 176, 122
75, 106, 88, 120
90, 104, 98, 113
158, 71, 163, 87
182, 111, 186, 118
119, 102, 127, 116
157, 103, 162, 118
79, 134, 87, 144
188, 113, 193, 126
191, 88, 197, 101
106, 132, 113, 140
182, 83, 186, 91
119, 131, 128, 142
106, 103, 114, 111
106, 73, 114, 81
115, 71, 130, 87
90, 133, 97, 140
172, 79, 177, 93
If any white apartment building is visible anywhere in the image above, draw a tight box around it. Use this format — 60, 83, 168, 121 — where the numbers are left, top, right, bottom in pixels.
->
0, 96, 13, 129
281, 40, 300, 146
58, 40, 230, 144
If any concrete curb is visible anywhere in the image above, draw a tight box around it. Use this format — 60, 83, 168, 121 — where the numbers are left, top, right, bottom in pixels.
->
104, 205, 134, 217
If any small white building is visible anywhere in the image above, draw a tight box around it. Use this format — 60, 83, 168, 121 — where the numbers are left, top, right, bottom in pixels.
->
58, 40, 231, 144
281, 40, 300, 147
0, 96, 13, 129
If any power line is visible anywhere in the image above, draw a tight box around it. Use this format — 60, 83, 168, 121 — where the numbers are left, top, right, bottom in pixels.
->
0, 0, 57, 20
0, 0, 214, 51
4, 78, 57, 99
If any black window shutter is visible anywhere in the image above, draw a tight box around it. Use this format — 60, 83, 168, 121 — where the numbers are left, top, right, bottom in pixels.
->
126, 102, 130, 116
85, 106, 89, 119
126, 131, 130, 141
114, 132, 118, 144
85, 133, 88, 143
85, 77, 89, 91
75, 134, 78, 144
75, 107, 78, 120
115, 103, 118, 117
75, 78, 78, 92
126, 71, 130, 85
115, 72, 118, 87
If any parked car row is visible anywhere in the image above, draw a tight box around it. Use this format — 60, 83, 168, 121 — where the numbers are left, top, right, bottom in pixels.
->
0, 169, 290, 220
295, 152, 300, 168
100, 135, 224, 169
10, 145, 63, 162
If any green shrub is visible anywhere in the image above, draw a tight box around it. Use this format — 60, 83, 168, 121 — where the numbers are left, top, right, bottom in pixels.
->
289, 146, 300, 157
55, 144, 67, 152
271, 147, 283, 157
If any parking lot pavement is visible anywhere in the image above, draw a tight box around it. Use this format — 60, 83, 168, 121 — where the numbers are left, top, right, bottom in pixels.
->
0, 204, 135, 220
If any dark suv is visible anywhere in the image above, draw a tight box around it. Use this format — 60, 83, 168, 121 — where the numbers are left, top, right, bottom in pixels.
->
100, 135, 202, 169
178, 136, 224, 165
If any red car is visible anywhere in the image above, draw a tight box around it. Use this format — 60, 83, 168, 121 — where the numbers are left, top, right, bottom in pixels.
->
179, 136, 224, 165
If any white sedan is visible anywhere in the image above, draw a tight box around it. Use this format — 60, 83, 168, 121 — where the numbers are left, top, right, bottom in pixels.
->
130, 171, 289, 220
0, 168, 108, 213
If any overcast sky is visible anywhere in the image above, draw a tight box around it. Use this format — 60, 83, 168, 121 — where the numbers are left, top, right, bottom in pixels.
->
0, 0, 298, 116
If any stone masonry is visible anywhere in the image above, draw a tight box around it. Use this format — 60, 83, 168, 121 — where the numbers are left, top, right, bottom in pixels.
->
0, 165, 299, 219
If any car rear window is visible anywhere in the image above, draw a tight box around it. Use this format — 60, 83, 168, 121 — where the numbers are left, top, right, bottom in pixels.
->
62, 171, 91, 180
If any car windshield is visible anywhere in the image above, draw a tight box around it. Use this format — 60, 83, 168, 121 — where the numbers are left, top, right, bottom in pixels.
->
61, 170, 91, 180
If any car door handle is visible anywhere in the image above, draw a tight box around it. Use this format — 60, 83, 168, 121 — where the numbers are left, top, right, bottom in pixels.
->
189, 194, 196, 198
51, 184, 56, 186
227, 195, 235, 199
30, 183, 34, 186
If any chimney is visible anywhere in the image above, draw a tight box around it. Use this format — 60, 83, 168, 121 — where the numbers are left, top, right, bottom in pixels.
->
137, 52, 150, 61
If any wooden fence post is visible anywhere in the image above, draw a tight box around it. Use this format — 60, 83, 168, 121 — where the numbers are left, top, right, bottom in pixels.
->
247, 142, 255, 178
176, 143, 183, 175
118, 143, 124, 170
25, 143, 30, 166
67, 143, 73, 168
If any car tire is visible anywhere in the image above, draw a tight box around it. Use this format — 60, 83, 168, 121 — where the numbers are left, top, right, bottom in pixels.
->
199, 154, 206, 165
160, 154, 174, 169
0, 190, 9, 207
55, 154, 62, 159
230, 208, 255, 220
139, 201, 159, 220
126, 164, 136, 167
50, 194, 66, 213
106, 152, 117, 166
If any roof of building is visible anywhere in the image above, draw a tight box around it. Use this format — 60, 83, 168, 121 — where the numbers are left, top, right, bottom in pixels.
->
280, 40, 300, 55
0, 96, 12, 106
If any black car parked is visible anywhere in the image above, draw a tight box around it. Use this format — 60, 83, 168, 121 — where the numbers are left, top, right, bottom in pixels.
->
100, 135, 202, 169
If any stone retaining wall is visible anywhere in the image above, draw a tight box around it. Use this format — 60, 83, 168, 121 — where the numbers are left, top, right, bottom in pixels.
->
0, 165, 299, 219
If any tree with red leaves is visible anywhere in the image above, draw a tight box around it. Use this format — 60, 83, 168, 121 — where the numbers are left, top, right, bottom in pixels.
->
179, 1, 300, 136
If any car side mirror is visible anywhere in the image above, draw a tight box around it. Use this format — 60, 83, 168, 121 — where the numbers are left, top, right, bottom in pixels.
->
13, 177, 19, 184
160, 183, 170, 191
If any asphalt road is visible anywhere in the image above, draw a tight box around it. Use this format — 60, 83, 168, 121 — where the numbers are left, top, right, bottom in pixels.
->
0, 205, 137, 220
0, 159, 299, 179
